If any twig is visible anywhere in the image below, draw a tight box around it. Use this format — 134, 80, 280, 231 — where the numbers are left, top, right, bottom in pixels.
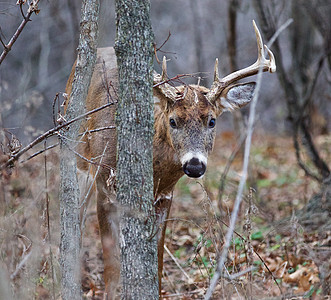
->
218, 133, 246, 202
10, 234, 33, 280
1, 101, 115, 169
0, 0, 40, 65
204, 20, 292, 300
19, 2, 26, 19
156, 31, 172, 52
154, 31, 173, 63
10, 251, 32, 280
223, 266, 257, 281
267, 18, 293, 48
20, 143, 59, 163
79, 142, 109, 210
164, 245, 194, 284
162, 289, 205, 298
153, 74, 195, 88
52, 93, 60, 127
60, 137, 112, 172
77, 126, 116, 136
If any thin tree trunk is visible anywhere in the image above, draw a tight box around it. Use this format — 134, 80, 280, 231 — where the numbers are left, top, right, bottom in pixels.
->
114, 1, 158, 299
59, 0, 99, 299
252, 0, 330, 182
190, 0, 204, 73
227, 0, 245, 139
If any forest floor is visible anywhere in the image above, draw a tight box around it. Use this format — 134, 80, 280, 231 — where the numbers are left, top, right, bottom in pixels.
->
1, 132, 330, 299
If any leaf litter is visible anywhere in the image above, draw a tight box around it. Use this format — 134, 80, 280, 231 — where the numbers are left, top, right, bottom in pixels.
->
0, 132, 330, 299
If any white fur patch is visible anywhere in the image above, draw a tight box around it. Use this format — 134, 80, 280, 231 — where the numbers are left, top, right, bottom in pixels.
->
193, 90, 199, 104
220, 97, 236, 111
180, 152, 207, 166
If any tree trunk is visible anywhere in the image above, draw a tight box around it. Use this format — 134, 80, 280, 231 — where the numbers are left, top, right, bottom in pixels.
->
114, 1, 158, 299
190, 0, 204, 73
252, 0, 330, 188
59, 0, 99, 299
227, 0, 245, 144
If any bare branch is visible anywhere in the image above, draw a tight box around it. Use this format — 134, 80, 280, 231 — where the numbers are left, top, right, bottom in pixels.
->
20, 142, 59, 163
164, 245, 194, 285
79, 142, 109, 211
0, 0, 40, 65
0, 101, 115, 170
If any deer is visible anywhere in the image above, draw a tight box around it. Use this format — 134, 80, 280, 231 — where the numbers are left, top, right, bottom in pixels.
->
65, 21, 275, 299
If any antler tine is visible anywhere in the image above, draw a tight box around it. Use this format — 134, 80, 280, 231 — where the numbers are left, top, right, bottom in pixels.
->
252, 20, 276, 73
161, 56, 168, 81
213, 58, 220, 82
206, 20, 276, 103
264, 44, 276, 73
252, 20, 264, 63
153, 56, 178, 102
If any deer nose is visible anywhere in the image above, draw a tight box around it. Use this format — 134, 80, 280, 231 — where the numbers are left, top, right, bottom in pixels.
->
183, 157, 206, 178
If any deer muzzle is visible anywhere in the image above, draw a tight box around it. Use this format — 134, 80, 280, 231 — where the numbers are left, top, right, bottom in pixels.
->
181, 152, 207, 178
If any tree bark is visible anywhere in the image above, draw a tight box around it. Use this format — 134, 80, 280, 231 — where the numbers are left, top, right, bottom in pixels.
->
59, 0, 99, 299
114, 1, 158, 299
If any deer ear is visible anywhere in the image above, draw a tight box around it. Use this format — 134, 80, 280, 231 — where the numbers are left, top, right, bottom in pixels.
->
153, 87, 177, 110
220, 82, 256, 112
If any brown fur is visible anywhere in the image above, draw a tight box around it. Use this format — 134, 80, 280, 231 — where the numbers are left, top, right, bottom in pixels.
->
65, 47, 255, 298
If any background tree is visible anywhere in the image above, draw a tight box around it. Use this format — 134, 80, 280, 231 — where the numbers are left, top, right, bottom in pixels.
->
252, 0, 330, 223
114, 0, 159, 298
59, 0, 99, 299
253, 0, 330, 294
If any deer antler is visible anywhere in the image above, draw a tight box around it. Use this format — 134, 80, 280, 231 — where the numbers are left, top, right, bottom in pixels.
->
153, 56, 178, 102
206, 20, 276, 103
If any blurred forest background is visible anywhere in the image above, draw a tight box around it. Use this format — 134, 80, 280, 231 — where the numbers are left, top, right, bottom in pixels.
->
0, 0, 330, 299
1, 0, 330, 141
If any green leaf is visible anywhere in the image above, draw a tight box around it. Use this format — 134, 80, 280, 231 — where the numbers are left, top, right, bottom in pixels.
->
251, 231, 263, 240
174, 247, 185, 259
270, 244, 281, 251
205, 239, 212, 248
201, 256, 210, 267
275, 234, 282, 242
253, 260, 263, 266
257, 179, 272, 188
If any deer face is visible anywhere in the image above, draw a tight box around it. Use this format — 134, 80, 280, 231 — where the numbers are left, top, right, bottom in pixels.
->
158, 83, 255, 178
165, 87, 216, 178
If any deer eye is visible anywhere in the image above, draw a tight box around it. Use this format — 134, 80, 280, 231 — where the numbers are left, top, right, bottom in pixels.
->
169, 118, 177, 129
208, 118, 216, 128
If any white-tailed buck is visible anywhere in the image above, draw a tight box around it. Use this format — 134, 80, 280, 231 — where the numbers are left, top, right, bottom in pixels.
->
65, 21, 275, 299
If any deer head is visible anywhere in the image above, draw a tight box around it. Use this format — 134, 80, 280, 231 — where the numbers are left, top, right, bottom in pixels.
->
153, 21, 276, 178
